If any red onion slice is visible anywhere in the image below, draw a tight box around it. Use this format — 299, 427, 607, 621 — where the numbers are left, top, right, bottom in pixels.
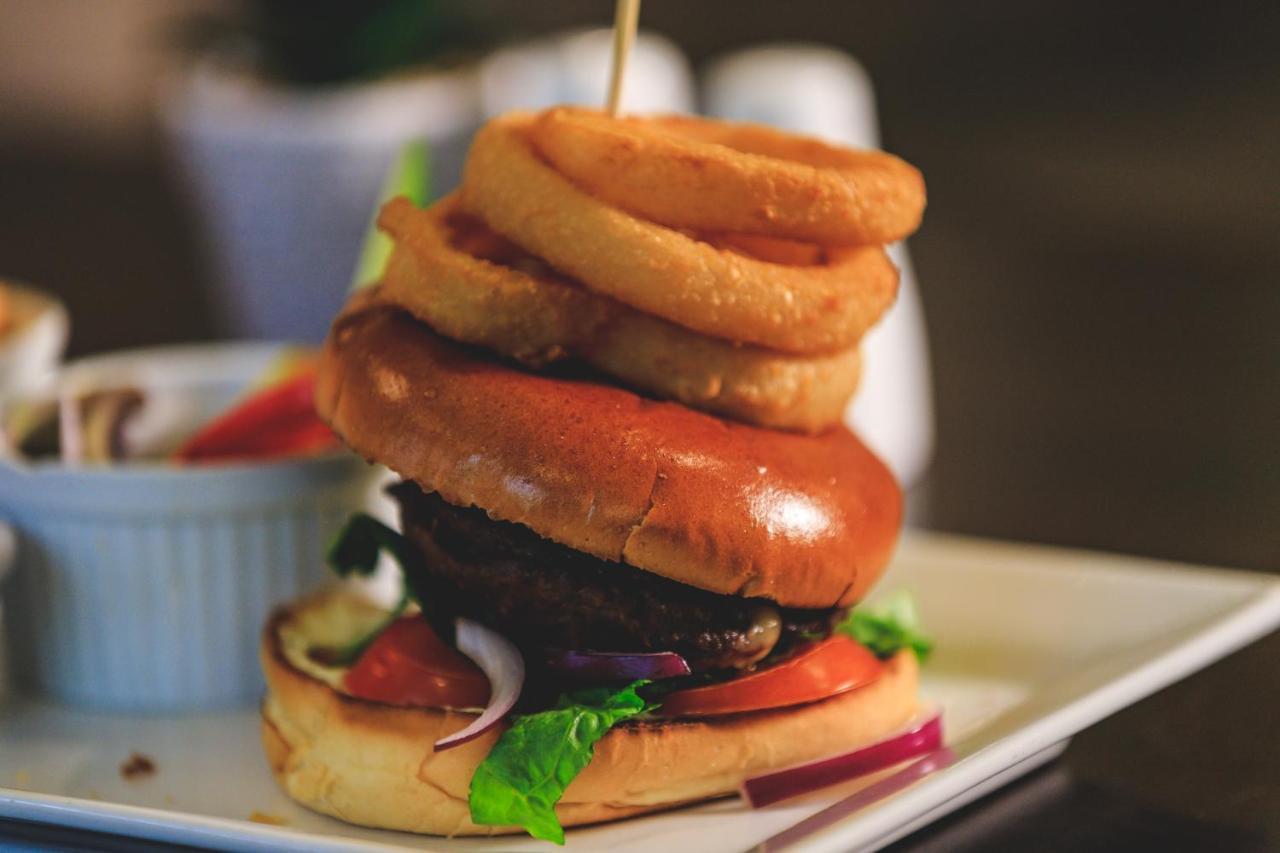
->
741, 709, 943, 808
544, 650, 691, 683
433, 619, 525, 752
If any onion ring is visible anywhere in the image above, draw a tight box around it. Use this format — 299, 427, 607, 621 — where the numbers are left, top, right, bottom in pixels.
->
459, 112, 899, 355
530, 106, 925, 246
377, 196, 862, 432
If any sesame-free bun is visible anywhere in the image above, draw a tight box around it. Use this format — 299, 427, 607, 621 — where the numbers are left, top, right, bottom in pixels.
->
316, 296, 902, 609
261, 589, 920, 837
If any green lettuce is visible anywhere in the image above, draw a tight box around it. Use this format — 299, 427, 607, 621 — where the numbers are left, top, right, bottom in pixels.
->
837, 590, 933, 661
327, 513, 421, 583
350, 140, 431, 291
320, 513, 424, 665
469, 681, 657, 844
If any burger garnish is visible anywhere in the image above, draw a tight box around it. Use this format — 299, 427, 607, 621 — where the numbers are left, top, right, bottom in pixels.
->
468, 680, 655, 844
740, 710, 945, 809
308, 512, 417, 667
301, 507, 931, 842
836, 590, 934, 661
540, 649, 692, 685
261, 105, 929, 842
341, 615, 490, 710
434, 618, 525, 751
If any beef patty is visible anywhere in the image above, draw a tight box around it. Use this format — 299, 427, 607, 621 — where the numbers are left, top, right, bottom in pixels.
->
393, 484, 836, 672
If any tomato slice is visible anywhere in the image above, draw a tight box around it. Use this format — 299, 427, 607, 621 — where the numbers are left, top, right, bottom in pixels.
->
658, 635, 883, 717
344, 616, 490, 709
174, 367, 338, 464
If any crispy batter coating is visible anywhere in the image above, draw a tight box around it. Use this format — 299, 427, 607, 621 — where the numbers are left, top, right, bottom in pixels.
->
459, 112, 900, 355
531, 107, 925, 246
377, 196, 861, 432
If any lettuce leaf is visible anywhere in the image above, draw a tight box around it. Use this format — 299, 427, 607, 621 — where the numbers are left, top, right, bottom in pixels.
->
326, 512, 438, 603
319, 513, 425, 665
350, 140, 431, 291
469, 681, 656, 844
837, 590, 933, 661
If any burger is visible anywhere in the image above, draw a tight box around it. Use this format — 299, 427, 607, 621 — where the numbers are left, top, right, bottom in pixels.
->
260, 107, 930, 842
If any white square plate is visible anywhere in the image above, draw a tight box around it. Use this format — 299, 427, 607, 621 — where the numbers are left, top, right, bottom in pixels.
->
1, 532, 1277, 852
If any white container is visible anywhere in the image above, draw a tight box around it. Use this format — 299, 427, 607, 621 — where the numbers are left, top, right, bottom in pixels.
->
0, 343, 377, 712
160, 59, 480, 343
478, 28, 695, 118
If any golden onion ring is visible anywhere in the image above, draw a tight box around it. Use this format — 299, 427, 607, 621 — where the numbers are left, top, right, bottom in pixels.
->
377, 196, 861, 432
460, 112, 899, 355
530, 107, 925, 246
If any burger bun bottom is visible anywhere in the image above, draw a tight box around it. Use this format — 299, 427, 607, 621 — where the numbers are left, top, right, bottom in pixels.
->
260, 588, 920, 837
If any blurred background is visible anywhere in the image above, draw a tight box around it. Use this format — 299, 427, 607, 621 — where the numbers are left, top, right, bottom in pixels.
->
2, 0, 1273, 570
0, 0, 1276, 842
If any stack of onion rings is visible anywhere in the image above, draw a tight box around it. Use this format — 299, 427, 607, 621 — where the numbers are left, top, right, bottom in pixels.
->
459, 113, 898, 355
378, 197, 861, 432
374, 107, 924, 432
530, 107, 925, 246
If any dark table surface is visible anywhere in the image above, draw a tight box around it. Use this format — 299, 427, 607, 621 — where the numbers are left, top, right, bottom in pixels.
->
894, 633, 1280, 852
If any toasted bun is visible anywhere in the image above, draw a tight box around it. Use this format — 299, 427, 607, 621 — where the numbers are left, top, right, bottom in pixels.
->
316, 298, 901, 609
261, 589, 920, 837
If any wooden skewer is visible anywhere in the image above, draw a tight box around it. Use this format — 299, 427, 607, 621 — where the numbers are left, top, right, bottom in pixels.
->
605, 0, 641, 116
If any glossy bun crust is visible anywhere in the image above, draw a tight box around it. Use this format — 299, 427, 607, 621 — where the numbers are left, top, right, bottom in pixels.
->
316, 296, 902, 609
260, 590, 920, 837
